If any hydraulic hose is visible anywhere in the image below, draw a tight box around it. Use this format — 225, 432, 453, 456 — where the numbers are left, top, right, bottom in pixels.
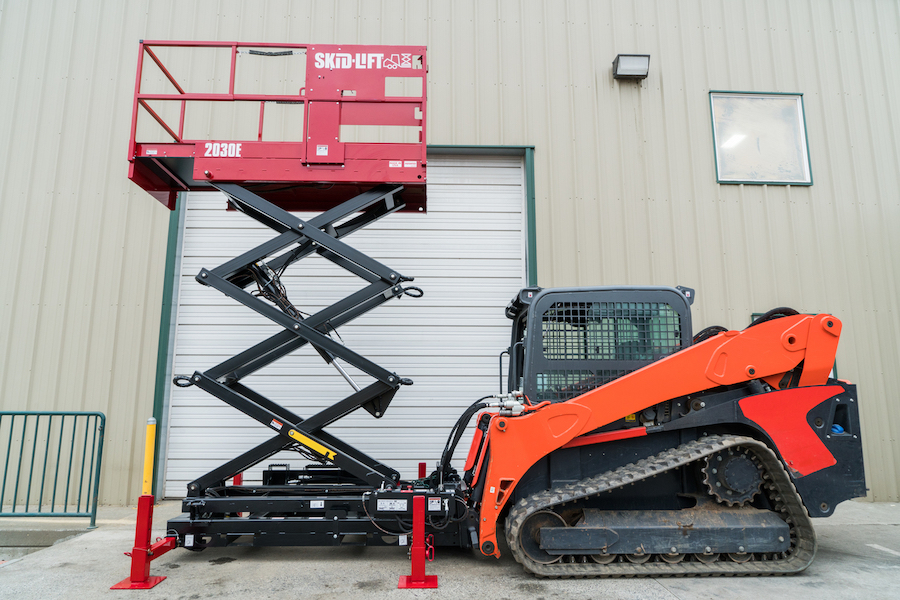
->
438, 396, 494, 484
747, 307, 799, 328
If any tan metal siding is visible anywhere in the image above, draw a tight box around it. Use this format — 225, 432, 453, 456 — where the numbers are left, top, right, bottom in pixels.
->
0, 0, 171, 505
1, 0, 897, 503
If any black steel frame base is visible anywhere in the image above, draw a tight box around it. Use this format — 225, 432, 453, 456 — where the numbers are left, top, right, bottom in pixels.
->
168, 514, 467, 549
170, 483, 470, 550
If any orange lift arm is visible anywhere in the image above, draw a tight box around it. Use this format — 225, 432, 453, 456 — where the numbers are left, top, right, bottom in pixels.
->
475, 313, 842, 557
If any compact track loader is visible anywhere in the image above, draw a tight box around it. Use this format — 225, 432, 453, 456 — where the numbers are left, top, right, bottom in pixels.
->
130, 41, 865, 578
462, 288, 865, 575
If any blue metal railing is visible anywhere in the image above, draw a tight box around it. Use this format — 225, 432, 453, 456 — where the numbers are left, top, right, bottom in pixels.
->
0, 411, 105, 528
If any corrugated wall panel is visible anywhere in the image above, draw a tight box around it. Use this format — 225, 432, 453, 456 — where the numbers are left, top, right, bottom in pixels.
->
1, 0, 898, 503
0, 0, 171, 505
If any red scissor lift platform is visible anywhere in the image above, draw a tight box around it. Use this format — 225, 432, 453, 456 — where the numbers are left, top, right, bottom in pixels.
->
129, 40, 427, 211
119, 42, 443, 589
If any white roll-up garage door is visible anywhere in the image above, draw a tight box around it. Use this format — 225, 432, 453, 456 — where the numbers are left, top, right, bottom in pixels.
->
163, 154, 527, 497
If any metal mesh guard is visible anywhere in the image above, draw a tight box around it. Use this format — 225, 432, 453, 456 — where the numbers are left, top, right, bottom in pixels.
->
535, 369, 631, 401
536, 301, 682, 401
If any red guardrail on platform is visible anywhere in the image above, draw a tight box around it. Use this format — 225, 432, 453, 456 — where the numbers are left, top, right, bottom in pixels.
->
128, 41, 427, 211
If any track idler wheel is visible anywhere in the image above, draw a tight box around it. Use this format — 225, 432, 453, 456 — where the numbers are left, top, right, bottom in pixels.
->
518, 510, 565, 564
702, 447, 763, 506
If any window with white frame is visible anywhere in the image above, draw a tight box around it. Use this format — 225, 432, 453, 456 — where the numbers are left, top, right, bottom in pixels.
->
710, 92, 812, 185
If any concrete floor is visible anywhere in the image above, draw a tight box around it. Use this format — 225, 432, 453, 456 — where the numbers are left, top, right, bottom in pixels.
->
1, 499, 899, 600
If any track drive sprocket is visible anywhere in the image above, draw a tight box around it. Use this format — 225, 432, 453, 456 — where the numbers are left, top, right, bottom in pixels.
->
701, 447, 764, 506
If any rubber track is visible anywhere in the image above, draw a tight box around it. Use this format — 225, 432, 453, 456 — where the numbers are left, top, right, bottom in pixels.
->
504, 435, 817, 577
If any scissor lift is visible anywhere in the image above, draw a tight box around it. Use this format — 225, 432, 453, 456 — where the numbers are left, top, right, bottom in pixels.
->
130, 42, 469, 551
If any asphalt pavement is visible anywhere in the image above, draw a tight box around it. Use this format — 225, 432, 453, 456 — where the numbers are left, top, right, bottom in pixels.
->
1, 499, 899, 600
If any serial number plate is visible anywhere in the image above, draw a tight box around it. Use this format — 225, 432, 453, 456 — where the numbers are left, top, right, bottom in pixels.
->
377, 499, 408, 512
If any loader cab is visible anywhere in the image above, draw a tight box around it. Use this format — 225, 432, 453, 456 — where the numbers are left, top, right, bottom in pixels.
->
506, 286, 694, 402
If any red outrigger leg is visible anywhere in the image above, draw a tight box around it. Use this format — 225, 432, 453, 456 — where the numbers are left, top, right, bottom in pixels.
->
111, 495, 177, 590
398, 495, 438, 589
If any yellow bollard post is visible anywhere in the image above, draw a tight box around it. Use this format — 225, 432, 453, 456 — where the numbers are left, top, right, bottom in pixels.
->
142, 417, 157, 496
111, 416, 174, 589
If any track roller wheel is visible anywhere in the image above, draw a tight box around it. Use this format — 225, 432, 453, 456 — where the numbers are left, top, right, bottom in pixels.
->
695, 553, 720, 564
590, 553, 616, 564
661, 553, 686, 564
625, 553, 651, 564
728, 552, 753, 563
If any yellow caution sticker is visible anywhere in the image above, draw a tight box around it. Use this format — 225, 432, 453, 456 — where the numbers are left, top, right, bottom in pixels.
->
624, 413, 637, 422
287, 429, 337, 460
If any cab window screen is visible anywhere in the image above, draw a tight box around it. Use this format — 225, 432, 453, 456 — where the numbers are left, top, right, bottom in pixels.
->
541, 302, 681, 361
536, 301, 682, 401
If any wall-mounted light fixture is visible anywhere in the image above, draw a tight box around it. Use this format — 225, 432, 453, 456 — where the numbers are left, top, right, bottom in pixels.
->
612, 54, 650, 80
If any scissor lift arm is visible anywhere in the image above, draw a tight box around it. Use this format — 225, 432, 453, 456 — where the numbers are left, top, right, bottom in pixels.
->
185, 183, 413, 494
166, 180, 474, 548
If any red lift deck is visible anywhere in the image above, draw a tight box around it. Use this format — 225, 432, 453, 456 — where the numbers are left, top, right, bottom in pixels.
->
128, 41, 427, 211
